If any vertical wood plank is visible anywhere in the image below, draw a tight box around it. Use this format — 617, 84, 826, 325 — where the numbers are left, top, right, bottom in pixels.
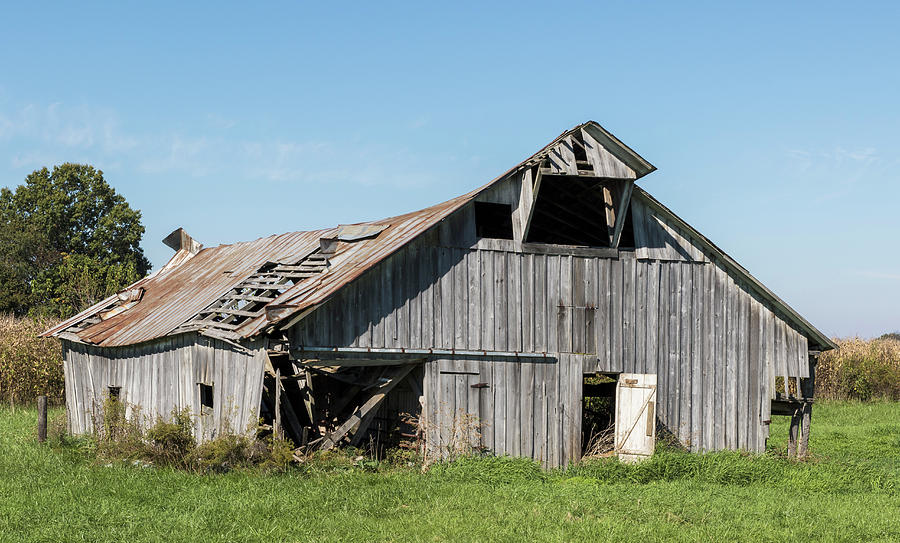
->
622, 255, 636, 373
596, 259, 610, 370
714, 265, 726, 450
493, 358, 507, 456
609, 258, 623, 373
533, 255, 547, 353
509, 253, 523, 352
481, 250, 495, 351
466, 251, 481, 350
454, 250, 468, 350
494, 252, 508, 352
679, 262, 693, 446
656, 261, 670, 425
522, 254, 534, 353
667, 263, 681, 441
690, 263, 704, 451
521, 359, 535, 459
736, 287, 749, 450
645, 261, 660, 375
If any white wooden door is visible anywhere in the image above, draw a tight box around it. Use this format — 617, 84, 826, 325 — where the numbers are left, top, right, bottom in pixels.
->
615, 373, 657, 463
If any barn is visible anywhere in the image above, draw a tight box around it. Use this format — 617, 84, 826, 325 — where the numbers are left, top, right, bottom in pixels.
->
44, 121, 835, 466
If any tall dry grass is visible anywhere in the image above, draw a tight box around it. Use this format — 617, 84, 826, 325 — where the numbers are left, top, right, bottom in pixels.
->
816, 336, 900, 401
0, 314, 63, 405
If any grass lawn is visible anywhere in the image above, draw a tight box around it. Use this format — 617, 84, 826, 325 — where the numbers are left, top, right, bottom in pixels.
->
1, 402, 898, 542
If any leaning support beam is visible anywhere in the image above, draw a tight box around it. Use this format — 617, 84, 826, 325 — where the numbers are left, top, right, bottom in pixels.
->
349, 371, 419, 447
319, 363, 417, 451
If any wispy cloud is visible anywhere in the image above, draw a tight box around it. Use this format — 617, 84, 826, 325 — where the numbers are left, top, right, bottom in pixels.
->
1, 102, 447, 189
855, 270, 900, 281
784, 144, 887, 204
786, 145, 880, 172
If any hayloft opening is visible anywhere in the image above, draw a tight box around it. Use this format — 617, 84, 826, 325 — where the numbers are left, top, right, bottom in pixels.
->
474, 202, 514, 239
525, 176, 613, 247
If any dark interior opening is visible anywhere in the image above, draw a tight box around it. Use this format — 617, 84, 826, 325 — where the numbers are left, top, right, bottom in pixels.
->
525, 176, 613, 247
107, 386, 121, 400
582, 373, 617, 457
474, 202, 514, 240
199, 383, 214, 409
618, 201, 635, 248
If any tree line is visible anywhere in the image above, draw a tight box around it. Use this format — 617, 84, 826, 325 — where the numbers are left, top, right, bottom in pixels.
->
0, 164, 150, 318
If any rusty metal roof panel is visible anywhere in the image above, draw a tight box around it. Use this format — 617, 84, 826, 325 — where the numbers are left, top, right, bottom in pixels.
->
44, 230, 329, 346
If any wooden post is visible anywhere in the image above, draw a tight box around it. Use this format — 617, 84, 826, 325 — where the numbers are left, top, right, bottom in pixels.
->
37, 395, 47, 443
787, 407, 801, 457
274, 368, 283, 440
798, 402, 812, 458
798, 357, 816, 459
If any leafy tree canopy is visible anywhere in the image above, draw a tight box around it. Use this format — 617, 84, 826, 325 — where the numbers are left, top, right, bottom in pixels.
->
0, 164, 151, 317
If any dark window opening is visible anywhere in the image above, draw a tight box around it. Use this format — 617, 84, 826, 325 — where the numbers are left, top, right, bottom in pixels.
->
571, 137, 588, 163
199, 383, 214, 410
618, 202, 635, 248
582, 373, 617, 457
526, 176, 613, 247
108, 386, 121, 400
474, 202, 514, 240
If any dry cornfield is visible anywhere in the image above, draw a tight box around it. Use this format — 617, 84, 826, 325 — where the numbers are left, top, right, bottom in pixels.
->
816, 336, 900, 400
0, 314, 63, 405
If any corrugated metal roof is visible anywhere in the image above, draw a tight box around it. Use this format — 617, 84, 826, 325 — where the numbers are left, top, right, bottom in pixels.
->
44, 229, 330, 346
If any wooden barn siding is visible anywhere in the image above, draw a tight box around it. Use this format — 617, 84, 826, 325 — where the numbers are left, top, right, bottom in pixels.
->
290, 205, 812, 458
61, 335, 265, 439
421, 355, 581, 468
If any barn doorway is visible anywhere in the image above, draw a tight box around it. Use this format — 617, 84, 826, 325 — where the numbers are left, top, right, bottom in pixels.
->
581, 372, 617, 457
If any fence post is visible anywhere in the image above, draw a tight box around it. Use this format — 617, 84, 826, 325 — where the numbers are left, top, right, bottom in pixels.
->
37, 395, 47, 443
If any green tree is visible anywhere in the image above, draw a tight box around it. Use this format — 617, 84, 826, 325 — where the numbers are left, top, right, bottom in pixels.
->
0, 163, 151, 317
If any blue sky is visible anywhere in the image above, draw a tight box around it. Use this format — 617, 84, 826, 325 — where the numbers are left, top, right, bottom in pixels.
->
1, 2, 897, 338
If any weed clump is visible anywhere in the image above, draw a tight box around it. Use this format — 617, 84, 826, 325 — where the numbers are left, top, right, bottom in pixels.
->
145, 409, 195, 469
54, 397, 294, 473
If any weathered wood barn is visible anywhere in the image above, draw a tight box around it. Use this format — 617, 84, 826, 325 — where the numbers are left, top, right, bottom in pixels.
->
44, 121, 835, 466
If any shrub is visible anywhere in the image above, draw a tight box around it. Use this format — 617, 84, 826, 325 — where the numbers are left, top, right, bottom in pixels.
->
145, 408, 195, 469
95, 396, 145, 460
0, 314, 63, 405
63, 401, 296, 473
816, 337, 900, 401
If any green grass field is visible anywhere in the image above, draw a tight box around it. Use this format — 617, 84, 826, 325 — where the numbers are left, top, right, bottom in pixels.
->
1, 402, 898, 542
